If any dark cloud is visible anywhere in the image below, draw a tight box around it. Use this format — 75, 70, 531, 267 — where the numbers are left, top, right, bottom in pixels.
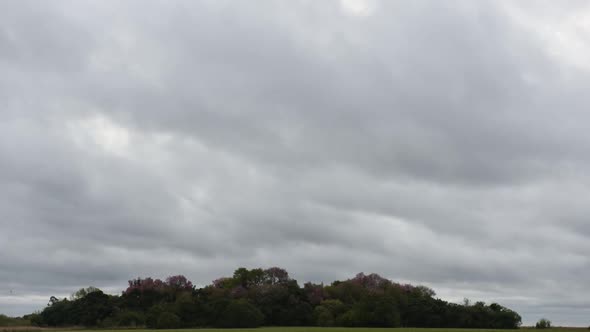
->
1, 0, 590, 325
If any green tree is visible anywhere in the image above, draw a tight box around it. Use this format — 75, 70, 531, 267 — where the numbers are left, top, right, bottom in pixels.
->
217, 299, 264, 328
313, 306, 334, 326
156, 312, 181, 329
536, 318, 551, 329
70, 286, 100, 300
115, 310, 145, 327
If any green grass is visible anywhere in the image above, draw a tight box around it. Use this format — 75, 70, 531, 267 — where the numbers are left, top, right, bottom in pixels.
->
36, 327, 590, 332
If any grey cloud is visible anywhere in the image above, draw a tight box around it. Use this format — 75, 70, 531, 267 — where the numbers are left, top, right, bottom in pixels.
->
1, 0, 590, 326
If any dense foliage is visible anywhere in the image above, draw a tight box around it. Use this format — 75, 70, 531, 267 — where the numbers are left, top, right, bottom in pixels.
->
32, 267, 521, 329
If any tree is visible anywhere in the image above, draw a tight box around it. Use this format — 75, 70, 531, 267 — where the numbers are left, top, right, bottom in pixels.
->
313, 306, 334, 326
32, 266, 523, 329
313, 299, 346, 326
536, 318, 551, 329
173, 291, 203, 327
304, 282, 326, 305
145, 305, 165, 328
414, 285, 436, 298
165, 275, 193, 291
115, 310, 145, 327
70, 286, 100, 300
232, 267, 265, 288
156, 312, 181, 329
0, 314, 31, 327
263, 267, 290, 285
217, 300, 264, 328
73, 289, 114, 326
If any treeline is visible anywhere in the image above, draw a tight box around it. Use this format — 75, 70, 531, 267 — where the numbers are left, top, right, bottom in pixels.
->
0, 314, 31, 327
31, 267, 522, 329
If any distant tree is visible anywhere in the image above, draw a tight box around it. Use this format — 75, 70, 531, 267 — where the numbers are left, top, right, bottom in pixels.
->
304, 282, 326, 305
165, 275, 193, 291
414, 285, 436, 298
40, 297, 72, 326
70, 286, 100, 300
156, 312, 181, 329
0, 314, 32, 327
351, 293, 401, 327
313, 306, 335, 326
313, 299, 346, 326
173, 291, 204, 327
115, 310, 145, 327
125, 277, 165, 295
536, 318, 551, 329
263, 267, 290, 285
217, 299, 264, 328
145, 304, 165, 328
351, 273, 391, 291
32, 266, 523, 329
212, 277, 233, 289
24, 312, 43, 326
232, 267, 265, 288
48, 296, 61, 306
73, 289, 114, 326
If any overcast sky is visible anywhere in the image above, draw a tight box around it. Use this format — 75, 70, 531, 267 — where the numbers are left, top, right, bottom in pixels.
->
1, 0, 590, 326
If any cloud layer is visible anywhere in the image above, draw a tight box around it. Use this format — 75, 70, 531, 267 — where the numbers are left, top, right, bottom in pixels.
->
2, 0, 590, 325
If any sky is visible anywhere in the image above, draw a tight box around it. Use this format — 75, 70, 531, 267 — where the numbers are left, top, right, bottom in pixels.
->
1, 0, 590, 326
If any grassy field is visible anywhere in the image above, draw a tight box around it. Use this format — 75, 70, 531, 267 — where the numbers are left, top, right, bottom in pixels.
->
3, 328, 589, 332
1, 327, 581, 332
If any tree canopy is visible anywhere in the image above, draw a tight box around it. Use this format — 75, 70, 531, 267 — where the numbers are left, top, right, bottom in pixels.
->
33, 267, 522, 329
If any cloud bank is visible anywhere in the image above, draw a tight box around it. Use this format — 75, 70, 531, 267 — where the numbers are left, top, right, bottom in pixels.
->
1, 0, 590, 325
